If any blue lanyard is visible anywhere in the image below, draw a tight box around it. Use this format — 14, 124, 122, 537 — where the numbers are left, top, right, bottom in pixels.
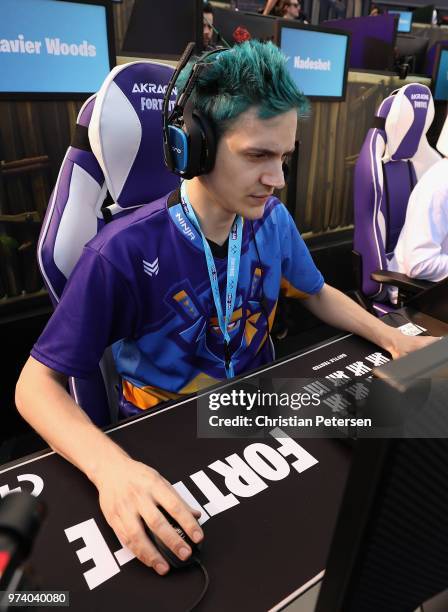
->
180, 181, 242, 378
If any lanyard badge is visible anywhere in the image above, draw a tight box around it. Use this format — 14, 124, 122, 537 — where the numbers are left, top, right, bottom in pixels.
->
180, 182, 242, 378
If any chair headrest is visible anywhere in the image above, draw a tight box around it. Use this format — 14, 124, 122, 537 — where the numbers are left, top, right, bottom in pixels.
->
88, 61, 179, 208
436, 109, 448, 157
383, 83, 434, 162
376, 94, 395, 121
77, 94, 97, 128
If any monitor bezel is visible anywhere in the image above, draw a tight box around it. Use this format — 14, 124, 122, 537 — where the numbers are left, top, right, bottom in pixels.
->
0, 0, 116, 101
432, 43, 448, 101
274, 20, 351, 102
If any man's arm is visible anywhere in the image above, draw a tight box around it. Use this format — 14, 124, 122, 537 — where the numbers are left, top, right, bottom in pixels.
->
15, 357, 203, 575
302, 283, 438, 358
399, 187, 448, 282
262, 0, 279, 15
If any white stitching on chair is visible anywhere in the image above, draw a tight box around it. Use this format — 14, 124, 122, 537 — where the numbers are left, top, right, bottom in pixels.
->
369, 130, 386, 299
37, 149, 70, 304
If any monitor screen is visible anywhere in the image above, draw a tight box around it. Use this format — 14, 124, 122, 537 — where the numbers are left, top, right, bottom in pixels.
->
0, 0, 115, 99
433, 48, 448, 101
122, 0, 202, 60
276, 22, 350, 101
388, 10, 413, 32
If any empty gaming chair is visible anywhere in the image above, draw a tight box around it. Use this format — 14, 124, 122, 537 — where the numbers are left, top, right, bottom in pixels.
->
37, 61, 179, 425
352, 83, 440, 316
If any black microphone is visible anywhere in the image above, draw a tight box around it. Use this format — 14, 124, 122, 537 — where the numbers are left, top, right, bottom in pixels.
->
0, 493, 45, 591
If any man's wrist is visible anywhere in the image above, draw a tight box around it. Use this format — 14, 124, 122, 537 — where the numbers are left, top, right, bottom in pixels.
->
85, 441, 130, 487
373, 323, 401, 355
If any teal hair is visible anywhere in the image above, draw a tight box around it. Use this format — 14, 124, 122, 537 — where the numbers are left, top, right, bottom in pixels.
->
177, 40, 309, 136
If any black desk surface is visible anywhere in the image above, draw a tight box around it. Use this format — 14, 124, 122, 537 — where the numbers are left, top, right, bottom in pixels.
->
1, 310, 447, 612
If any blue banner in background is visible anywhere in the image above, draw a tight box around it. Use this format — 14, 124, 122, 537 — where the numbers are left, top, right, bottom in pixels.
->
280, 27, 348, 98
0, 0, 111, 93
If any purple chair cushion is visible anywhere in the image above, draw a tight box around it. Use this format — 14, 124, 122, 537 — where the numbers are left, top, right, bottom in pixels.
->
88, 61, 179, 211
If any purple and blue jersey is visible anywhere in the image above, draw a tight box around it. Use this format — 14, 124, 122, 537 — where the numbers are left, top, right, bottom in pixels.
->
32, 189, 324, 417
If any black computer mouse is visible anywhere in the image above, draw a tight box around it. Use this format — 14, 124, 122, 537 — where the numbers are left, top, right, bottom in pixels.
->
145, 507, 202, 569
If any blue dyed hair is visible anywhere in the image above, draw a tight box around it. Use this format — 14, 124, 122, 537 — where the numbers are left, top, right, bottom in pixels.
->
177, 40, 309, 136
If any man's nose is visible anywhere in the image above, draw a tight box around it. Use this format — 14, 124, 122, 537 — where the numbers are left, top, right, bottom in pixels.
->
261, 161, 286, 190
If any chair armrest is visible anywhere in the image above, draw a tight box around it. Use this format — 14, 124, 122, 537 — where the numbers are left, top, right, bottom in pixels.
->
371, 269, 433, 293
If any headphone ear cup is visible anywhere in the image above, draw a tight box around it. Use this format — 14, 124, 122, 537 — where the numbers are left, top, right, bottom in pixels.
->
166, 125, 189, 174
182, 100, 204, 178
182, 102, 217, 178
193, 110, 217, 174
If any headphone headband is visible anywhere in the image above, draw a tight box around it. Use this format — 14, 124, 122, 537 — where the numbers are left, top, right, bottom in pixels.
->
162, 43, 230, 179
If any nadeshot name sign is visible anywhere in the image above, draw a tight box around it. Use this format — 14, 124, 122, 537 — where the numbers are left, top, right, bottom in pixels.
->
281, 27, 348, 98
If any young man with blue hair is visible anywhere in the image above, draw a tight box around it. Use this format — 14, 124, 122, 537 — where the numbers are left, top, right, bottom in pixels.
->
16, 41, 436, 575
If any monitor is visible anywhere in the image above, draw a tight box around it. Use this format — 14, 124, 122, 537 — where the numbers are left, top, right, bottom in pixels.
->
325, 14, 396, 72
388, 9, 413, 31
433, 47, 448, 101
314, 336, 448, 611
413, 3, 434, 23
122, 0, 203, 60
275, 21, 350, 101
0, 0, 115, 100
395, 33, 429, 74
213, 7, 277, 47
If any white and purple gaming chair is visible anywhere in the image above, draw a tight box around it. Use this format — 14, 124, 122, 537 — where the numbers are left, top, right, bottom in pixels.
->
37, 61, 179, 425
353, 83, 440, 315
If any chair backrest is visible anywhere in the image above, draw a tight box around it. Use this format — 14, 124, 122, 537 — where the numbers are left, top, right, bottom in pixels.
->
353, 83, 440, 302
37, 61, 180, 425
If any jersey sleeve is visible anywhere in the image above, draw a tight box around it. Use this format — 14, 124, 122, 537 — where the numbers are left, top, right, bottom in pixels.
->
278, 205, 324, 299
31, 246, 140, 378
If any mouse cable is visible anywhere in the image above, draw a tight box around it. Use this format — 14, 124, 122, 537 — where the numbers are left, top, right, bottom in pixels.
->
185, 557, 210, 612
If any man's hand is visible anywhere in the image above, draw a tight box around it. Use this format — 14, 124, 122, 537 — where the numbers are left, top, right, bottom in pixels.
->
302, 285, 444, 361
16, 358, 204, 578
383, 329, 441, 360
93, 456, 203, 575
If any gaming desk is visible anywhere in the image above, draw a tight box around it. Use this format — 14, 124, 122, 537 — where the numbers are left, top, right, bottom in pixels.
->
0, 308, 446, 612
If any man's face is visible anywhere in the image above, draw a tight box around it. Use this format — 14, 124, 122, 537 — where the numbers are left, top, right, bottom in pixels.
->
201, 107, 297, 220
285, 0, 300, 18
203, 12, 213, 47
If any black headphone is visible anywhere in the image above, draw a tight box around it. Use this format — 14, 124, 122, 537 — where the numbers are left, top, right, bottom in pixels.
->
162, 42, 230, 179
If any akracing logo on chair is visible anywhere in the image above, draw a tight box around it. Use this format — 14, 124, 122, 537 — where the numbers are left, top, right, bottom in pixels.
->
132, 83, 177, 95
143, 258, 159, 277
